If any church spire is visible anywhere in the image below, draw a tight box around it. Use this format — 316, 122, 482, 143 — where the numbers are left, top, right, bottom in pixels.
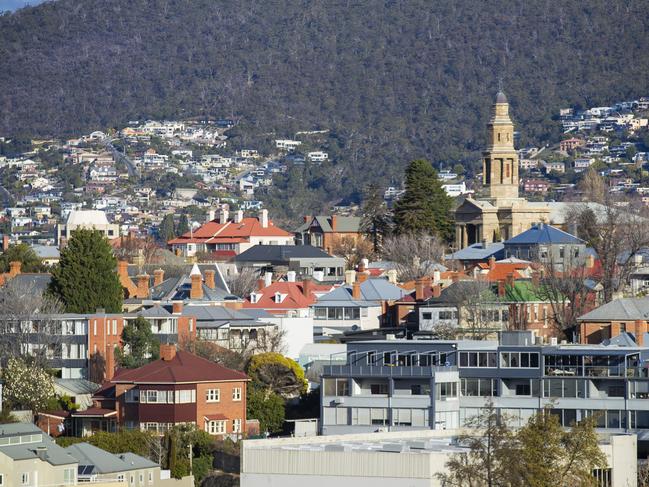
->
482, 91, 519, 199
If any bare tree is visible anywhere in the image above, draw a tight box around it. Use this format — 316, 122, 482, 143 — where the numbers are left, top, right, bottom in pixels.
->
536, 256, 596, 340
444, 280, 503, 340
226, 267, 260, 297
113, 235, 162, 269
0, 279, 65, 368
381, 233, 446, 281
566, 196, 649, 302
330, 236, 375, 270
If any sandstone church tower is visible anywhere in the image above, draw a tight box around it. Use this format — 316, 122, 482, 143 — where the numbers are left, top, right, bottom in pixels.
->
483, 91, 519, 200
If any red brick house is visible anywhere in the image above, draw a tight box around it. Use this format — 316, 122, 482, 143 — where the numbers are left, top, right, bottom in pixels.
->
94, 345, 249, 437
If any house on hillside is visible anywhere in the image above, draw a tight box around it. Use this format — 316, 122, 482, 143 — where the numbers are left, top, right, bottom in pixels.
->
294, 215, 363, 254
167, 208, 293, 258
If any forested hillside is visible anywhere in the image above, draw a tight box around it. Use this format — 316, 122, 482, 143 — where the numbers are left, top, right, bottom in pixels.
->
1, 0, 649, 218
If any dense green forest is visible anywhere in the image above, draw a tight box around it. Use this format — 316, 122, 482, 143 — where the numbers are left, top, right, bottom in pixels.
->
1, 1, 649, 219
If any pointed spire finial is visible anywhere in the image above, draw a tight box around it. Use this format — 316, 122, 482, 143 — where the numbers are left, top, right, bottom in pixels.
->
498, 77, 503, 92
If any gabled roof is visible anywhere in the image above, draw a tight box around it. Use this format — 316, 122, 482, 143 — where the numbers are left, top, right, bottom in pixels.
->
168, 216, 291, 245
111, 350, 248, 384
0, 423, 76, 466
295, 215, 362, 233
234, 245, 334, 262
314, 279, 407, 306
578, 297, 649, 322
65, 443, 156, 474
243, 281, 333, 311
504, 223, 584, 245
448, 242, 505, 261
421, 280, 498, 305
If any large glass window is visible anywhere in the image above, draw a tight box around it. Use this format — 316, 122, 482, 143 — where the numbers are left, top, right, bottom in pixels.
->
460, 352, 497, 368
324, 378, 349, 396
436, 382, 458, 398
461, 378, 497, 397
501, 352, 540, 368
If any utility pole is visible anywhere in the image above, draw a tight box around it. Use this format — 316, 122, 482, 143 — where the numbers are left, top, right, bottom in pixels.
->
189, 443, 193, 474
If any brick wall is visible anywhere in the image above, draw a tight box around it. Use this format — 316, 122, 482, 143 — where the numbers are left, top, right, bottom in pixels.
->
196, 381, 248, 436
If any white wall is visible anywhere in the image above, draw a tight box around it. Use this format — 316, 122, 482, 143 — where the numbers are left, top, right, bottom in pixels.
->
267, 316, 314, 359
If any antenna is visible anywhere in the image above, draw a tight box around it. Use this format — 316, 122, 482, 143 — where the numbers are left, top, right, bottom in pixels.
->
498, 77, 504, 92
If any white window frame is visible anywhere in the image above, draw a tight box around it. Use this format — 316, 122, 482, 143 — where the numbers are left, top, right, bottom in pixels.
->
206, 389, 220, 403
21, 473, 29, 486
148, 472, 153, 484
232, 387, 242, 401
232, 418, 242, 433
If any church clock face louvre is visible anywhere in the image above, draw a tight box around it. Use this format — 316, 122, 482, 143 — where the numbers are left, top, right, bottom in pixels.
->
454, 92, 553, 250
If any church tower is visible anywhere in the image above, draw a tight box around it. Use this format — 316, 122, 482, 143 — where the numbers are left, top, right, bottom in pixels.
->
483, 91, 519, 199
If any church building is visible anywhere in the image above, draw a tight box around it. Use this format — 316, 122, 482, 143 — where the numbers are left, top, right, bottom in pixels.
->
454, 92, 553, 249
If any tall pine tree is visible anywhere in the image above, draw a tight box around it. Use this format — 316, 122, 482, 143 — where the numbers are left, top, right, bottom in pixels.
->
159, 214, 176, 242
49, 229, 123, 313
360, 183, 392, 253
393, 159, 454, 240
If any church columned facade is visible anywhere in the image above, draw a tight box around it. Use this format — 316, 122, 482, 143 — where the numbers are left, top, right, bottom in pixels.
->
454, 92, 552, 249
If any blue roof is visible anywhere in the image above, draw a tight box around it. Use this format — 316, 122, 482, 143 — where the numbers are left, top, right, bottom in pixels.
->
313, 278, 407, 306
447, 242, 504, 261
504, 224, 584, 245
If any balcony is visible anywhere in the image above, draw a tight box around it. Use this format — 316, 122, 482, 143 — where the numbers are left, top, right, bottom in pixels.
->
323, 364, 457, 378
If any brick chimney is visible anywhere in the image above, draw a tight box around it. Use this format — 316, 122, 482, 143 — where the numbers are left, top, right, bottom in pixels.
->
2, 235, 9, 252
234, 210, 244, 224
415, 278, 425, 301
488, 256, 496, 271
204, 269, 216, 289
302, 278, 313, 298
8, 261, 21, 278
117, 260, 129, 278
498, 280, 506, 297
153, 269, 165, 287
432, 284, 441, 298
357, 273, 369, 283
105, 345, 115, 381
331, 215, 338, 232
160, 343, 177, 361
451, 272, 459, 283
136, 274, 149, 298
532, 271, 540, 287
190, 274, 203, 300
352, 281, 361, 300
257, 278, 265, 291
172, 301, 184, 314
304, 215, 311, 223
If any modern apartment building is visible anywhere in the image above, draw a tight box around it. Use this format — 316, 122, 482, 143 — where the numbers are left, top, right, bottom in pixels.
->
321, 331, 649, 450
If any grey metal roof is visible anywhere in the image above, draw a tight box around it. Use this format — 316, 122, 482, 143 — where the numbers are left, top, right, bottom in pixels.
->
313, 278, 406, 306
138, 304, 171, 318
578, 297, 649, 322
54, 378, 101, 395
31, 245, 60, 259
0, 423, 76, 466
295, 215, 361, 233
235, 245, 333, 262
10, 273, 51, 293
65, 443, 156, 473
447, 242, 504, 261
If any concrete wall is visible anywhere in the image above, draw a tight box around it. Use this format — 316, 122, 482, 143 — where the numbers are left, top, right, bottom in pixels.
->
266, 316, 314, 359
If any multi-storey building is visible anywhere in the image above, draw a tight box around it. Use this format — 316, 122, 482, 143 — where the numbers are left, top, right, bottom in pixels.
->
94, 345, 249, 437
321, 331, 649, 448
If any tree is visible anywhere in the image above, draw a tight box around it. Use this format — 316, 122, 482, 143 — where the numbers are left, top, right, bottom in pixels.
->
438, 402, 515, 487
113, 235, 161, 267
159, 214, 176, 242
512, 409, 606, 487
116, 316, 160, 368
453, 163, 465, 176
578, 167, 606, 203
444, 280, 501, 339
0, 278, 65, 368
566, 198, 649, 302
330, 236, 374, 270
381, 233, 446, 281
226, 268, 259, 298
392, 160, 454, 240
247, 387, 285, 434
56, 430, 157, 459
162, 425, 214, 483
246, 352, 307, 398
360, 182, 392, 253
48, 229, 123, 313
0, 243, 46, 273
2, 357, 55, 412
177, 214, 190, 236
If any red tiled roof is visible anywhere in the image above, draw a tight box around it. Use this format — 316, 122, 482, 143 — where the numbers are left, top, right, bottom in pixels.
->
168, 217, 291, 245
204, 413, 228, 421
243, 281, 333, 311
479, 263, 529, 282
111, 350, 249, 384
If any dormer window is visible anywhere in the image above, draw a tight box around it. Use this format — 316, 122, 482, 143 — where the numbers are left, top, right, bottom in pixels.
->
250, 293, 260, 304
274, 292, 285, 303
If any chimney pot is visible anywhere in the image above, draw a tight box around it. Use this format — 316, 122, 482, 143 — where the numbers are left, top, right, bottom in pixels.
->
287, 271, 296, 282
190, 273, 203, 300
415, 278, 425, 301
345, 270, 357, 285
153, 269, 165, 287
257, 278, 265, 291
136, 274, 150, 298
234, 210, 244, 223
8, 261, 21, 278
302, 278, 313, 298
352, 281, 361, 300
160, 344, 177, 361
204, 269, 216, 289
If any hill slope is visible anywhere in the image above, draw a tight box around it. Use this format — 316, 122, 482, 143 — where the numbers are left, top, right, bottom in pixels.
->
1, 0, 649, 217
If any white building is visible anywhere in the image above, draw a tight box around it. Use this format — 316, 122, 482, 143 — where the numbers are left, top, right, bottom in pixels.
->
442, 182, 471, 197
275, 139, 302, 150
56, 210, 120, 244
308, 151, 329, 162
241, 429, 636, 487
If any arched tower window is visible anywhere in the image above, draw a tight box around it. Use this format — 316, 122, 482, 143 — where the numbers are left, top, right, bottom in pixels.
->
497, 133, 501, 142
